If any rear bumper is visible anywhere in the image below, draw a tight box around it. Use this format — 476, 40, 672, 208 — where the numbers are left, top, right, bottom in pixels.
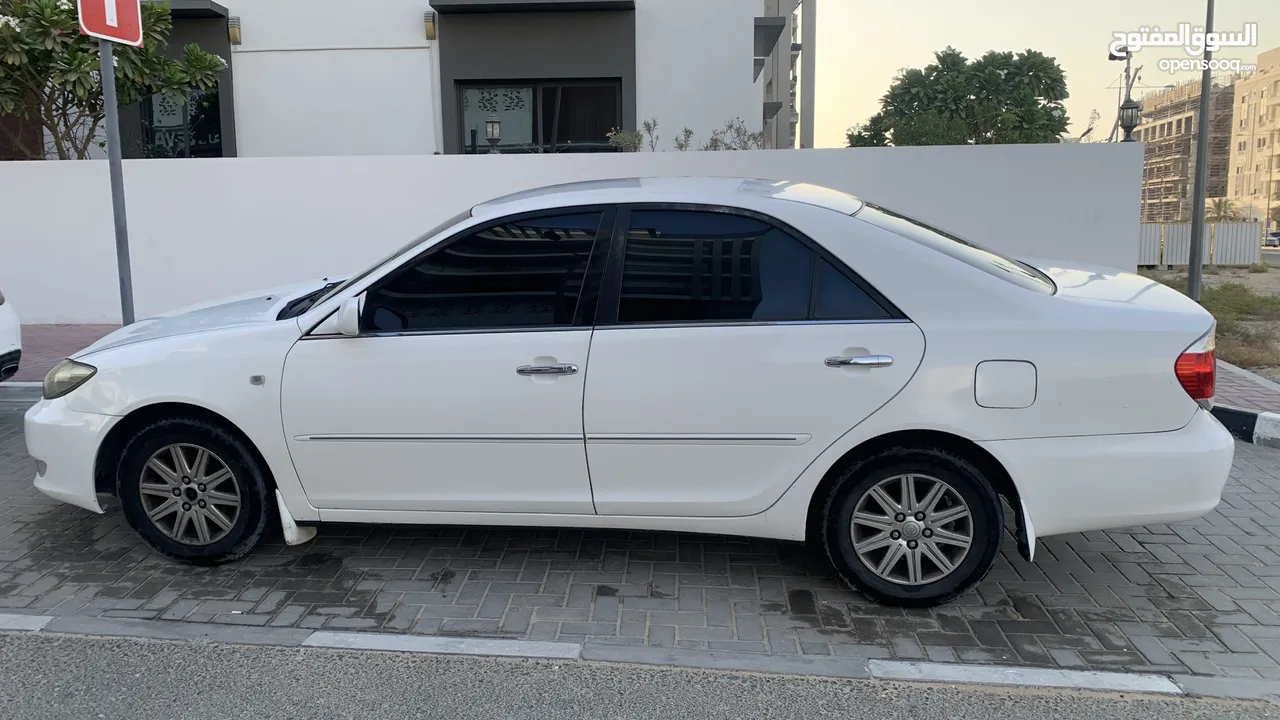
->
25, 398, 117, 513
0, 302, 19, 382
0, 350, 19, 383
979, 409, 1234, 539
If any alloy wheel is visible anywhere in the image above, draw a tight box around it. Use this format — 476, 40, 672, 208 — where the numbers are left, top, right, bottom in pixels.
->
849, 473, 973, 585
138, 443, 241, 546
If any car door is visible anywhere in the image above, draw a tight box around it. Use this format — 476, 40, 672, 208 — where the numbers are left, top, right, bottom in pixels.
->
583, 205, 925, 517
281, 207, 615, 514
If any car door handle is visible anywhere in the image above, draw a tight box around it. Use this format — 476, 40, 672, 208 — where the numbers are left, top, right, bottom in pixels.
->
516, 363, 579, 376
825, 355, 893, 368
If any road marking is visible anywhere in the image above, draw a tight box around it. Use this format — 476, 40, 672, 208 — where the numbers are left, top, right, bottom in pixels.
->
0, 613, 53, 632
868, 660, 1183, 695
303, 631, 582, 660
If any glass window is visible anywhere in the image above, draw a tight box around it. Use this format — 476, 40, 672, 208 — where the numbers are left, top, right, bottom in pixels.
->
858, 204, 1056, 295
363, 212, 604, 332
815, 260, 891, 320
616, 210, 890, 325
459, 81, 621, 154
540, 84, 620, 153
460, 86, 536, 153
140, 88, 223, 158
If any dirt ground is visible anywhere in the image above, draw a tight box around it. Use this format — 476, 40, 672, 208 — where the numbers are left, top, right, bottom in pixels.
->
1145, 265, 1280, 383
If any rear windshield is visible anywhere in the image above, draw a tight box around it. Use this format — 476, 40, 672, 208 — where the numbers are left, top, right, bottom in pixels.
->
857, 204, 1056, 295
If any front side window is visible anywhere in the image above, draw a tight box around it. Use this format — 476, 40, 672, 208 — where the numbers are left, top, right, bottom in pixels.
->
615, 210, 892, 325
363, 212, 605, 332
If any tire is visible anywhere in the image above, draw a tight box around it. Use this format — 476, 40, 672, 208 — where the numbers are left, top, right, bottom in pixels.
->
821, 446, 1002, 608
116, 415, 273, 566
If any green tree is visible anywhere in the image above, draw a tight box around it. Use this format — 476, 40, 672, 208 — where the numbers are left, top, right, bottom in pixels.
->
846, 47, 1070, 147
0, 0, 225, 159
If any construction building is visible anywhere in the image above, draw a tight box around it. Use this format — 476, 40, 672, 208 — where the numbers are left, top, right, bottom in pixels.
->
1136, 77, 1236, 223
1227, 47, 1280, 231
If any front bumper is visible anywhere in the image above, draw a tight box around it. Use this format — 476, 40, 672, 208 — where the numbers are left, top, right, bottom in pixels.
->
25, 398, 118, 513
980, 409, 1234, 539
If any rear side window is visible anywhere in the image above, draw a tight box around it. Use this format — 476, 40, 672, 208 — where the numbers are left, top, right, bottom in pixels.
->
858, 204, 1056, 295
615, 210, 893, 325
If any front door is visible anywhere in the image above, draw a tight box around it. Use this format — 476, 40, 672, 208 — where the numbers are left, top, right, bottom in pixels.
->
282, 208, 613, 513
583, 207, 925, 517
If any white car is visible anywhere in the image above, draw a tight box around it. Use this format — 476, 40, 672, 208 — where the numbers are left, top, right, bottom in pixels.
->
25, 178, 1233, 607
0, 287, 20, 382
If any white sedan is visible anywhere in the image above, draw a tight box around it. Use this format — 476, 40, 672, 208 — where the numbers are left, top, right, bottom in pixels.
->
0, 287, 20, 382
25, 178, 1233, 607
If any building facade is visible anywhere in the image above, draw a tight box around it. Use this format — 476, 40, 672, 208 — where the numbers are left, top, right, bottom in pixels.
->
1226, 47, 1280, 230
1135, 78, 1235, 223
0, 0, 817, 160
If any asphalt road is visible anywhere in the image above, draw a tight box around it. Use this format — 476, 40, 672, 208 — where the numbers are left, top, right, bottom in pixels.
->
0, 633, 1272, 720
1263, 248, 1280, 266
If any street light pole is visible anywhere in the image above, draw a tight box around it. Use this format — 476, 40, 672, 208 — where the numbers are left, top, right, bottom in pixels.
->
1187, 0, 1215, 302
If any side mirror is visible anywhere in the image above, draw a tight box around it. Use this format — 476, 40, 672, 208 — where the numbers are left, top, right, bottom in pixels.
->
337, 296, 362, 337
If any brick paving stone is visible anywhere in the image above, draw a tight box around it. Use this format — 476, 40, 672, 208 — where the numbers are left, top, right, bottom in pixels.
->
1217, 362, 1280, 414
7, 399, 1280, 680
10, 325, 117, 382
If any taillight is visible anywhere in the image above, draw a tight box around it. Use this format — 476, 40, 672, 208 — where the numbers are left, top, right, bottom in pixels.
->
1175, 326, 1215, 409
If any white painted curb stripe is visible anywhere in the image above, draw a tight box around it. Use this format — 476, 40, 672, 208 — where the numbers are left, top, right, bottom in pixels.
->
867, 660, 1183, 695
1254, 411, 1280, 444
303, 631, 582, 660
0, 613, 53, 631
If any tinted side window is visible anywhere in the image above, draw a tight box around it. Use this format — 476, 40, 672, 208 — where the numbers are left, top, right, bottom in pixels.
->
617, 211, 813, 324
615, 210, 892, 325
814, 260, 891, 321
363, 212, 603, 332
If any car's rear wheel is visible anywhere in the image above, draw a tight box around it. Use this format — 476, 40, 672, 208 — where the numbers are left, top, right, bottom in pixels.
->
116, 416, 272, 566
821, 446, 1002, 608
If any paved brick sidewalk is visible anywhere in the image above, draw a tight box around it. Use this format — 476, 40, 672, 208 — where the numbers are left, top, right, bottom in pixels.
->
10, 325, 118, 383
1217, 362, 1280, 415
3, 401, 1280, 685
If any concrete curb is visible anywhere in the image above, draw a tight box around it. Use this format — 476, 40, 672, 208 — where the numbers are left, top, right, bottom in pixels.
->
3, 612, 1278, 702
1211, 404, 1280, 448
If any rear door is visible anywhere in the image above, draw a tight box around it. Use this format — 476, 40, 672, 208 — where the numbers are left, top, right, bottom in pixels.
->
582, 205, 925, 517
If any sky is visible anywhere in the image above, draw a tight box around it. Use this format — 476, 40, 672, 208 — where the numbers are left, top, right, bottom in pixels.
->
813, 0, 1280, 147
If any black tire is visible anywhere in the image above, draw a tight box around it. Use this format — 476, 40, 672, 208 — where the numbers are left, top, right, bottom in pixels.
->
116, 415, 272, 566
821, 446, 1002, 608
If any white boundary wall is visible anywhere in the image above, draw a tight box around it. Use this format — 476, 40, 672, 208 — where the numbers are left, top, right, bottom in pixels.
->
0, 143, 1142, 324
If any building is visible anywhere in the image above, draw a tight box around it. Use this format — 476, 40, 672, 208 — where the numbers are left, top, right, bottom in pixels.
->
0, 0, 817, 160
1226, 47, 1280, 230
1135, 77, 1235, 223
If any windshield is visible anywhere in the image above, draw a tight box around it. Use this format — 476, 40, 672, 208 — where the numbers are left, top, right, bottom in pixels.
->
309, 209, 474, 308
857, 204, 1056, 295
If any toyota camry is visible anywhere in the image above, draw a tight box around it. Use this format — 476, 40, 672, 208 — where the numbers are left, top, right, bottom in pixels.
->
25, 177, 1233, 607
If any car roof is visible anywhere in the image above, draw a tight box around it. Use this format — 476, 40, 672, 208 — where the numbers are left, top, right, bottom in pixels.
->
469, 177, 866, 220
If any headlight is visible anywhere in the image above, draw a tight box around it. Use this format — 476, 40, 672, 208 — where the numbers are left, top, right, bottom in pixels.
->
43, 360, 97, 400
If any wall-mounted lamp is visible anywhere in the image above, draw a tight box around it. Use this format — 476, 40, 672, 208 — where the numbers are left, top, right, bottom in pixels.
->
228, 16, 242, 45
424, 11, 438, 41
485, 114, 501, 153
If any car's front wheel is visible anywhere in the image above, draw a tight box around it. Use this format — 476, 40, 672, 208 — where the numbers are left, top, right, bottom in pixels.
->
116, 416, 272, 565
821, 446, 1003, 608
